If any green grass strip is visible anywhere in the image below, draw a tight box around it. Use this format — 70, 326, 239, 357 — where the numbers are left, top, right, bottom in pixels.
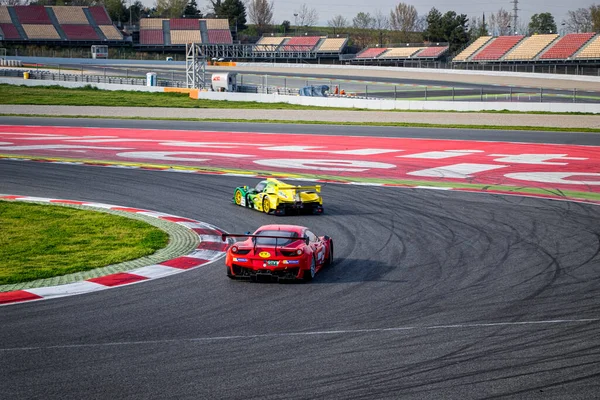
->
0, 201, 169, 285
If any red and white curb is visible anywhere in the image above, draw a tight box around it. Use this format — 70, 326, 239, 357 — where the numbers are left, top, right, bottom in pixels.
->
0, 195, 230, 306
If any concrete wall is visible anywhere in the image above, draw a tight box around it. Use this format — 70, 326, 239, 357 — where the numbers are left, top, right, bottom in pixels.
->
192, 90, 600, 113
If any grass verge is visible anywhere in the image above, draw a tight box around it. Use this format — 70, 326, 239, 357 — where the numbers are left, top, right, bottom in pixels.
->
0, 201, 168, 285
0, 84, 598, 115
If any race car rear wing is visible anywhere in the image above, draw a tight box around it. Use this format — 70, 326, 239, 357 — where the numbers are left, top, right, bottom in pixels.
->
285, 185, 321, 194
222, 233, 309, 243
221, 233, 310, 255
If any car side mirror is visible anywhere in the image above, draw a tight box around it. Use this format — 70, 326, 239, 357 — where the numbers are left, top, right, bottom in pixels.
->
245, 231, 251, 235
305, 237, 310, 245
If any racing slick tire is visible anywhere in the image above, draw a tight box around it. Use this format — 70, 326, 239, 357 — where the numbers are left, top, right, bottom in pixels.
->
226, 266, 235, 279
234, 190, 243, 206
303, 257, 316, 282
263, 197, 271, 214
325, 242, 334, 266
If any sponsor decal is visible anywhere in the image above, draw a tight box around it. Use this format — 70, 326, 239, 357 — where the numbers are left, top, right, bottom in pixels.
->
259, 251, 271, 258
233, 257, 248, 262
283, 260, 300, 265
267, 260, 279, 266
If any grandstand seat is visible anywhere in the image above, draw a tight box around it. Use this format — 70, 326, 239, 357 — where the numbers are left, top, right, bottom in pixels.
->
380, 46, 423, 58
140, 29, 164, 45
540, 32, 596, 59
254, 36, 286, 51
0, 23, 21, 39
472, 35, 524, 61
0, 6, 12, 23
15, 5, 51, 24
99, 25, 122, 40
22, 24, 60, 39
88, 6, 112, 25
282, 36, 321, 51
52, 6, 88, 25
576, 35, 600, 59
205, 18, 229, 29
316, 37, 347, 52
206, 29, 232, 44
414, 46, 448, 58
356, 47, 388, 58
504, 34, 558, 60
170, 18, 199, 30
140, 18, 165, 30
171, 29, 201, 44
62, 24, 99, 40
453, 36, 492, 61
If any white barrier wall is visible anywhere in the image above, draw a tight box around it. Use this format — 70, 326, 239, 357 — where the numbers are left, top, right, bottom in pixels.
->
194, 91, 600, 114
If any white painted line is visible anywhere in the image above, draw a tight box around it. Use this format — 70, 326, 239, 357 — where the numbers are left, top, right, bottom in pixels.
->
27, 281, 106, 298
187, 250, 226, 260
414, 186, 452, 190
399, 150, 483, 159
129, 265, 181, 279
197, 234, 223, 243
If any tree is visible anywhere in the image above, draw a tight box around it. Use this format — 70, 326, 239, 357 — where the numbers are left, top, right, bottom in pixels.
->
296, 3, 318, 27
247, 0, 273, 30
591, 4, 600, 31
155, 0, 187, 18
211, 0, 246, 30
528, 12, 557, 34
423, 8, 469, 52
0, 0, 25, 5
489, 8, 511, 35
564, 7, 592, 33
469, 14, 489, 40
353, 12, 374, 29
373, 9, 390, 30
328, 14, 348, 31
423, 7, 444, 41
103, 0, 127, 22
280, 20, 290, 34
183, 0, 202, 18
389, 2, 418, 32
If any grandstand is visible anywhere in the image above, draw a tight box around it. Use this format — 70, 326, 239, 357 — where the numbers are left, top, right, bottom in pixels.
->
137, 17, 231, 47
380, 47, 423, 59
576, 36, 600, 59
281, 36, 321, 51
316, 37, 348, 53
356, 47, 388, 59
453, 36, 492, 61
539, 32, 595, 59
0, 4, 124, 44
351, 45, 448, 64
472, 35, 524, 61
504, 34, 558, 61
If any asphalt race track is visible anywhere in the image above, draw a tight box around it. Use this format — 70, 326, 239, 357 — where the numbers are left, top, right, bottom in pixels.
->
1, 123, 600, 399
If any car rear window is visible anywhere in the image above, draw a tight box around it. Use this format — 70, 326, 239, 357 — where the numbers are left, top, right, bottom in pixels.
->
255, 230, 299, 246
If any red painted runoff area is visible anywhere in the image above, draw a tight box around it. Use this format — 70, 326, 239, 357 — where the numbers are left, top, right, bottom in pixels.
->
0, 125, 598, 195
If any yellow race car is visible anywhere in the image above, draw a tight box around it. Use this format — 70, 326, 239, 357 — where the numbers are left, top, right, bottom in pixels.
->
232, 178, 324, 215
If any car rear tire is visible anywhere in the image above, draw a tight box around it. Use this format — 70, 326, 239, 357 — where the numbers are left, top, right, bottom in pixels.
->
263, 197, 271, 214
234, 190, 243, 206
226, 266, 235, 279
303, 257, 316, 282
325, 243, 333, 266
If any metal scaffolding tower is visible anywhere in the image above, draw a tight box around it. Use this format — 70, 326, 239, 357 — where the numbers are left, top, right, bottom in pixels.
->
186, 43, 206, 89
511, 0, 519, 35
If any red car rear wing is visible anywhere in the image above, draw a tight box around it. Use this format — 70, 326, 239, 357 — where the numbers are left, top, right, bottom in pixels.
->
221, 233, 309, 243
222, 233, 309, 256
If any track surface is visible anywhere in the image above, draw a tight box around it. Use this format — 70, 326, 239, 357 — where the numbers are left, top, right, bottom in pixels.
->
1, 130, 600, 398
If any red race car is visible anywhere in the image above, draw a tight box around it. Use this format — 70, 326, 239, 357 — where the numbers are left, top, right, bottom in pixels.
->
222, 224, 333, 282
